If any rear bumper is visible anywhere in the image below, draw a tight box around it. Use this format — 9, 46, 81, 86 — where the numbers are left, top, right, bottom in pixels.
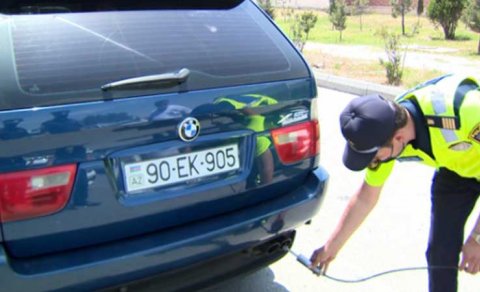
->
105, 231, 296, 292
0, 167, 328, 292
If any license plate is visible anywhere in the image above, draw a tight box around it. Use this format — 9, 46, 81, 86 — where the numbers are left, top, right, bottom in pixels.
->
124, 144, 240, 192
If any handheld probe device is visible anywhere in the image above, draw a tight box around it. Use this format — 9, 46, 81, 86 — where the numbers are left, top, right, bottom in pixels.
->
283, 246, 322, 275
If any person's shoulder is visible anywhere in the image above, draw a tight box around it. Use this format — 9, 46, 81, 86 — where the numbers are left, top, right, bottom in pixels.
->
365, 161, 395, 187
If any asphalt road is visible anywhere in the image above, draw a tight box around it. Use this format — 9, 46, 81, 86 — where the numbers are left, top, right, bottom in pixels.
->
204, 87, 480, 292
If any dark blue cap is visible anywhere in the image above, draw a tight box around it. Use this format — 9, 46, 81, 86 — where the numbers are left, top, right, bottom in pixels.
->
340, 94, 397, 171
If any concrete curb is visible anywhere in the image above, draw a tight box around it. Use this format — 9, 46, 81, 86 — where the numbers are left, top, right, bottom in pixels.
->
313, 70, 405, 100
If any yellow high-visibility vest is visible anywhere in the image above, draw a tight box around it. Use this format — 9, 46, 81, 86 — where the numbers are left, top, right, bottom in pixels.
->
366, 75, 480, 186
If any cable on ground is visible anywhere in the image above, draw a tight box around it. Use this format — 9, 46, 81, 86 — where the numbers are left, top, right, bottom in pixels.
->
284, 247, 458, 284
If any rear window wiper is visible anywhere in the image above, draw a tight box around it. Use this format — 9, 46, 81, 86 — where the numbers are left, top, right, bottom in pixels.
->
101, 68, 190, 91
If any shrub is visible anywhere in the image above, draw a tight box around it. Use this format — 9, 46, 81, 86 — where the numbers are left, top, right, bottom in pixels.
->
379, 29, 406, 86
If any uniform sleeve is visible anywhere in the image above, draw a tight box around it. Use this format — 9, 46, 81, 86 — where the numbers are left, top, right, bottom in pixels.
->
364, 160, 395, 187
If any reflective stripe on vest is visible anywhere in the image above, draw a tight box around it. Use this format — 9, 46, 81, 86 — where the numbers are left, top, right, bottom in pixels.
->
399, 75, 479, 144
429, 88, 459, 143
433, 76, 479, 143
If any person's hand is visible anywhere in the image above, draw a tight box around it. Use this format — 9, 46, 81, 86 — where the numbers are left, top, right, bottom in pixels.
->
309, 245, 337, 275
459, 237, 480, 274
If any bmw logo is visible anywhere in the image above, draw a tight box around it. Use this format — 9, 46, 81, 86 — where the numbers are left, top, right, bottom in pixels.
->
178, 117, 200, 142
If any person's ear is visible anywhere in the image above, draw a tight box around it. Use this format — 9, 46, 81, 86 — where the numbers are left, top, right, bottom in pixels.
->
392, 131, 404, 143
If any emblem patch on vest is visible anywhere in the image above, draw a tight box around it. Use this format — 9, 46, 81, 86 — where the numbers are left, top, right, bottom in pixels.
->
470, 123, 480, 145
448, 141, 472, 151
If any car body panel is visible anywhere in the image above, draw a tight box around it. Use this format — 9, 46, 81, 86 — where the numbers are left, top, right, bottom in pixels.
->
1, 79, 317, 257
0, 167, 327, 291
0, 0, 328, 290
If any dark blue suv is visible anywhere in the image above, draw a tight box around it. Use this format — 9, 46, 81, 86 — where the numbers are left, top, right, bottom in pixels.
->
0, 1, 328, 290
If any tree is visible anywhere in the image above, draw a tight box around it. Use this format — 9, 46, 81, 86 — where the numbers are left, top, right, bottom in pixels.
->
390, 0, 413, 36
427, 0, 467, 40
329, 0, 337, 15
330, 0, 347, 41
417, 0, 424, 16
329, 0, 337, 30
290, 12, 319, 52
258, 0, 275, 19
463, 0, 480, 54
352, 0, 370, 31
279, 0, 295, 23
299, 11, 318, 47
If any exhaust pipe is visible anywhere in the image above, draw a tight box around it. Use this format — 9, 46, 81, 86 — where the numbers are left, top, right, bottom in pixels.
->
280, 238, 293, 251
266, 242, 281, 255
247, 231, 295, 257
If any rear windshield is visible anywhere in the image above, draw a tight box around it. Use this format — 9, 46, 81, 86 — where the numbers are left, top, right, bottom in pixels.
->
0, 0, 309, 110
0, 0, 245, 13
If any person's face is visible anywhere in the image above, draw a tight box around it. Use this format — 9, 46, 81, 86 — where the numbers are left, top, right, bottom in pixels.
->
368, 137, 406, 169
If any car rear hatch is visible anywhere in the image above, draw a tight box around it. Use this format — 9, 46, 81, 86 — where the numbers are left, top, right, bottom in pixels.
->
0, 0, 319, 258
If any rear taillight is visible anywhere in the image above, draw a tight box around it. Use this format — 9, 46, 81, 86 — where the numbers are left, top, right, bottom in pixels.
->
271, 120, 320, 164
0, 164, 77, 222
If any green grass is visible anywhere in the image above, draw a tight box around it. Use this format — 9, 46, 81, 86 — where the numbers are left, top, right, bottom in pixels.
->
275, 10, 480, 58
304, 49, 443, 88
402, 67, 445, 88
275, 9, 478, 87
